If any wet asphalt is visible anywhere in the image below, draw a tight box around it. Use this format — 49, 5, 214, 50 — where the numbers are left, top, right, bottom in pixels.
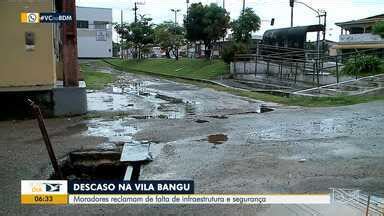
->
0, 64, 383, 215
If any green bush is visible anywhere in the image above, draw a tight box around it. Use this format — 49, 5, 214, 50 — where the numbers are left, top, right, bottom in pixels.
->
221, 42, 248, 64
342, 54, 383, 75
373, 21, 384, 38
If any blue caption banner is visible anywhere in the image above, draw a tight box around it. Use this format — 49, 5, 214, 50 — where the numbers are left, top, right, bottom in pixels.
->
68, 180, 194, 194
40, 13, 73, 23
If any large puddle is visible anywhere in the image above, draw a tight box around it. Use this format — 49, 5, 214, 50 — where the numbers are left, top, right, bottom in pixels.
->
86, 118, 139, 144
83, 80, 197, 179
87, 80, 195, 119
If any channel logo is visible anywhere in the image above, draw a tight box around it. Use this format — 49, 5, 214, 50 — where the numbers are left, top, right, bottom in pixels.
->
44, 183, 62, 192
20, 12, 73, 24
21, 180, 68, 204
20, 12, 40, 23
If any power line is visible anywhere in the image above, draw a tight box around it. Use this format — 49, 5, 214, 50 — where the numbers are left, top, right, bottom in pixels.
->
78, 0, 384, 8
224, 0, 384, 6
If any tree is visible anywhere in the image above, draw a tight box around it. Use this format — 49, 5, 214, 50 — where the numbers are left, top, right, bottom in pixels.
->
373, 21, 384, 38
231, 8, 261, 42
222, 42, 248, 64
184, 3, 230, 59
342, 54, 382, 75
154, 21, 185, 60
115, 15, 154, 59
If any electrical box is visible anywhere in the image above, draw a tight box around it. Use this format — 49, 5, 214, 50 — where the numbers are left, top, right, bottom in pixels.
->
25, 31, 35, 51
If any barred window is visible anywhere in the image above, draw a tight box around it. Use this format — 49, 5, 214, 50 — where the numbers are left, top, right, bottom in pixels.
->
77, 20, 89, 29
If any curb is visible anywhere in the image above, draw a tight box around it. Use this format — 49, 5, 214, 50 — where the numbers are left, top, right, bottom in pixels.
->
102, 59, 252, 92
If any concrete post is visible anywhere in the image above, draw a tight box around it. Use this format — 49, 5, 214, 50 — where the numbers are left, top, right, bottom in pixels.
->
62, 0, 79, 87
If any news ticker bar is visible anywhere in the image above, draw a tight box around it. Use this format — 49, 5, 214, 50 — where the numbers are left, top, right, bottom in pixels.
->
20, 12, 73, 23
68, 194, 331, 205
21, 180, 331, 205
22, 194, 331, 205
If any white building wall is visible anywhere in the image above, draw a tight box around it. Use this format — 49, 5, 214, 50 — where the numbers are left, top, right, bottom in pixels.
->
76, 6, 112, 58
339, 33, 384, 43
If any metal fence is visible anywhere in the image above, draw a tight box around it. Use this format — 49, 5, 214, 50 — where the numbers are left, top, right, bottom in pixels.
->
233, 44, 384, 88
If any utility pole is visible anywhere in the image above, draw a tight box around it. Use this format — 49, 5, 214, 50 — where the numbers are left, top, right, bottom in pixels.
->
133, 2, 138, 59
322, 11, 327, 50
290, 0, 294, 27
132, 2, 145, 23
62, 0, 79, 87
132, 2, 145, 58
120, 10, 123, 28
186, 0, 190, 58
133, 2, 138, 23
186, 0, 189, 16
120, 10, 123, 59
242, 0, 245, 13
222, 0, 226, 56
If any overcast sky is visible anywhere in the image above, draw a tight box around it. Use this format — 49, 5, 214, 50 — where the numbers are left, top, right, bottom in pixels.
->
76, 0, 384, 42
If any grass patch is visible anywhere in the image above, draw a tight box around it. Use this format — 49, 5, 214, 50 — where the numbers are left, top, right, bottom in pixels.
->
80, 61, 117, 90
105, 58, 228, 80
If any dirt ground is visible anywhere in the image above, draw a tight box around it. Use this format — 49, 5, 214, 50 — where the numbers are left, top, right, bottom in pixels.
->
1, 63, 383, 215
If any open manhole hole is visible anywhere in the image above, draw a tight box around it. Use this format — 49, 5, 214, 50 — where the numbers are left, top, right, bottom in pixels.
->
195, 119, 209, 123
207, 134, 228, 145
50, 150, 127, 180
258, 104, 274, 113
209, 115, 228, 119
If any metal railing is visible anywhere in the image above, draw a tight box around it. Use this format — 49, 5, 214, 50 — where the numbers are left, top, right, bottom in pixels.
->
233, 44, 384, 88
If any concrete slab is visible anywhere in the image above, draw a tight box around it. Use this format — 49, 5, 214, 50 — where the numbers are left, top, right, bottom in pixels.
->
53, 86, 87, 116
293, 74, 384, 97
120, 143, 152, 162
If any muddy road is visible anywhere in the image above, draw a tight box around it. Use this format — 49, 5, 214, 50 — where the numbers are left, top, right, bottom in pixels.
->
1, 63, 383, 215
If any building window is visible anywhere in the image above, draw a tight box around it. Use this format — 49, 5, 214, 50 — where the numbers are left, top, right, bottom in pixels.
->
94, 21, 108, 29
77, 20, 89, 29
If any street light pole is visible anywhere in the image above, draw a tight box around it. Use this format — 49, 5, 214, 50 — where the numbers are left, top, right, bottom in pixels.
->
171, 9, 181, 60
186, 0, 190, 58
290, 0, 294, 27
120, 10, 123, 59
294, 1, 326, 61
171, 9, 180, 25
